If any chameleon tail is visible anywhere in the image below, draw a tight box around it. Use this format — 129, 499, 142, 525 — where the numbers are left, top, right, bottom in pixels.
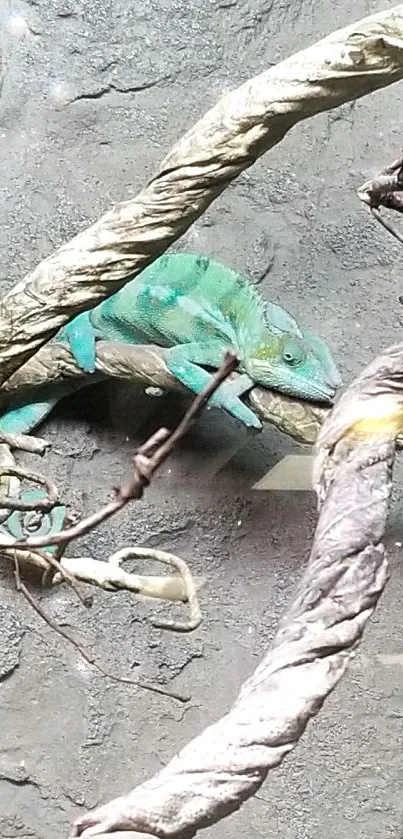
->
0, 394, 62, 435
0, 379, 92, 435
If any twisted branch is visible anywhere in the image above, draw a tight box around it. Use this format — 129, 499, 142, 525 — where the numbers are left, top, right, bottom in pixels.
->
69, 341, 402, 838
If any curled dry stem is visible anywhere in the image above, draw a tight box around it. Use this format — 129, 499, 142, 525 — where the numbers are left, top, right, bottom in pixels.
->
60, 554, 205, 603
109, 547, 202, 632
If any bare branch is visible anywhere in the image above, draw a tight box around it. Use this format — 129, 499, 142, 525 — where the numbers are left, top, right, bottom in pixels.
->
5, 338, 403, 451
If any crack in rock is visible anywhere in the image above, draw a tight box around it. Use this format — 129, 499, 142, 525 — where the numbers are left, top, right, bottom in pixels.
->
69, 79, 167, 104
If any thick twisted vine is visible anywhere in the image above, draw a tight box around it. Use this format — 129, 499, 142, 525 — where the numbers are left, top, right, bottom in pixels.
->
69, 341, 402, 838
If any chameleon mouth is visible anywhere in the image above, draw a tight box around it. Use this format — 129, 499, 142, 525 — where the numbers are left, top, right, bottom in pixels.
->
297, 376, 341, 405
307, 389, 336, 406
247, 360, 342, 405
325, 370, 343, 391
318, 373, 343, 404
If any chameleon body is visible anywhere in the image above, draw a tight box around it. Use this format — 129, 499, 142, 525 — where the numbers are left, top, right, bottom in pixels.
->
0, 253, 341, 435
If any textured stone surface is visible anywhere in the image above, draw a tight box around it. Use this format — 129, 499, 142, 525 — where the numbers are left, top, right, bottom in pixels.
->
1, 0, 403, 837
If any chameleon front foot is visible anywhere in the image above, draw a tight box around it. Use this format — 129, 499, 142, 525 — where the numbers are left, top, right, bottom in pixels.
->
206, 383, 262, 429
165, 349, 262, 430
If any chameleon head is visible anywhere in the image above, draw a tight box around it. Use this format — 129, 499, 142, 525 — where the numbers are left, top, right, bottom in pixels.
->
245, 302, 342, 405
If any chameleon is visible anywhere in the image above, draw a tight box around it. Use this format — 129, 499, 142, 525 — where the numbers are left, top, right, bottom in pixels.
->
0, 253, 342, 436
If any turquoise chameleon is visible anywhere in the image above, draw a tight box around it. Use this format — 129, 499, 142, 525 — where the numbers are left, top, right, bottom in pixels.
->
0, 253, 341, 435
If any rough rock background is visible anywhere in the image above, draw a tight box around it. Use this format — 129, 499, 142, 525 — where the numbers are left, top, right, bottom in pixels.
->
1, 0, 403, 837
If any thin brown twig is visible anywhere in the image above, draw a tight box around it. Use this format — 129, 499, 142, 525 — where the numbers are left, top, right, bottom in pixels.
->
0, 465, 59, 511
0, 352, 239, 551
39, 542, 93, 607
12, 553, 189, 703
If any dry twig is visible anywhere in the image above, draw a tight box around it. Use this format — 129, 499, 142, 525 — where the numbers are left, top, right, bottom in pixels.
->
0, 465, 58, 511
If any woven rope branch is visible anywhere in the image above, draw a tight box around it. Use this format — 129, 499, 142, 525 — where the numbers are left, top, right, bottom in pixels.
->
69, 342, 402, 839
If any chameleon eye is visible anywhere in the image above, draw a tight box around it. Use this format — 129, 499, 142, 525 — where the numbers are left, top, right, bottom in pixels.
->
281, 339, 304, 366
